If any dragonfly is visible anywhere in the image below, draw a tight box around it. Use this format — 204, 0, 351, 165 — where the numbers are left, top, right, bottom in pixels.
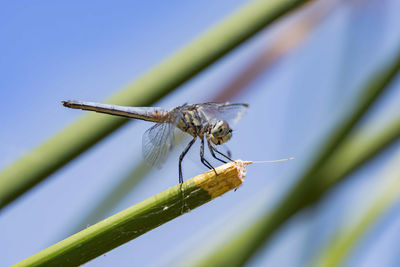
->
62, 100, 248, 183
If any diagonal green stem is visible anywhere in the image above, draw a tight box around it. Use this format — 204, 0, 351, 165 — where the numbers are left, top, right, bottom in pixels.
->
192, 47, 400, 266
0, 0, 309, 210
312, 149, 400, 267
66, 162, 151, 237
315, 116, 400, 191
13, 161, 247, 267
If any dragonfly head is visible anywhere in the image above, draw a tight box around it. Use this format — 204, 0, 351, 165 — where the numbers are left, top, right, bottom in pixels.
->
210, 120, 232, 145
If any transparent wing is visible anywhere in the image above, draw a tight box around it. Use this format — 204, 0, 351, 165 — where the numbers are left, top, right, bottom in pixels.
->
142, 122, 176, 168
198, 102, 249, 124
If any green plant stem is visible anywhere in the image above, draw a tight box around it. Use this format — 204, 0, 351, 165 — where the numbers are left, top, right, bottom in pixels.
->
66, 162, 151, 237
0, 0, 309, 210
312, 149, 400, 267
192, 47, 400, 267
13, 161, 248, 267
316, 116, 400, 191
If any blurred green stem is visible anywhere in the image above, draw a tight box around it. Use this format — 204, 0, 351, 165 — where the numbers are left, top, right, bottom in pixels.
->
316, 116, 400, 191
312, 148, 400, 267
0, 0, 309, 210
192, 47, 400, 266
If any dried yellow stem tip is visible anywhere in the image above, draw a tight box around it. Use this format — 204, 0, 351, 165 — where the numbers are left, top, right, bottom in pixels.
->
193, 160, 252, 199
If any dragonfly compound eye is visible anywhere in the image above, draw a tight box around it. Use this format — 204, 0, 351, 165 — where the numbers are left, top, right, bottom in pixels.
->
210, 120, 232, 145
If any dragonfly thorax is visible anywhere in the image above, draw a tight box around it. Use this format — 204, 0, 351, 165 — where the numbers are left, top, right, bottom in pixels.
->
210, 120, 232, 145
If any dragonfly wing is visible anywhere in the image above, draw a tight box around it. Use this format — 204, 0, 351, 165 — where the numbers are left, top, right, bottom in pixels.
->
198, 102, 249, 124
142, 122, 176, 168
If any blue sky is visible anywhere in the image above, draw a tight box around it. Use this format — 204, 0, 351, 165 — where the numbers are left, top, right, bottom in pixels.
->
1, 0, 400, 266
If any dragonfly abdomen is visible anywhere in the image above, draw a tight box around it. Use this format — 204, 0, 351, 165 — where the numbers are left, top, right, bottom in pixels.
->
62, 100, 169, 122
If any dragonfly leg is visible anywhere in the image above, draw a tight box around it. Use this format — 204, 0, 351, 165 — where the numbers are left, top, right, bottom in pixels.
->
213, 146, 233, 162
200, 137, 217, 176
179, 137, 197, 183
206, 134, 229, 164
